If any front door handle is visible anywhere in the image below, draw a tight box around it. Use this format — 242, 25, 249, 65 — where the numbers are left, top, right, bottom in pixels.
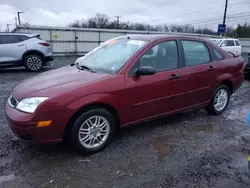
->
169, 74, 180, 80
18, 44, 24, 47
208, 66, 216, 71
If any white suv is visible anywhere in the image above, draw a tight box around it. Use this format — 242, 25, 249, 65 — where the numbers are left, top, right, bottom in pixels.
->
0, 33, 53, 71
209, 38, 242, 57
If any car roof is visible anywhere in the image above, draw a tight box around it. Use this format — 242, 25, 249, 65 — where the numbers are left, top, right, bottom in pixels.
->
0, 32, 39, 37
210, 38, 239, 41
124, 34, 208, 42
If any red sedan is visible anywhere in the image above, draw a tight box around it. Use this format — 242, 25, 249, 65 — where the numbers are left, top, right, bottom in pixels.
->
5, 35, 244, 154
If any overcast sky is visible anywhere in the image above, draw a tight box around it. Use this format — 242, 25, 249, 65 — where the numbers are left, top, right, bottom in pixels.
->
0, 0, 249, 31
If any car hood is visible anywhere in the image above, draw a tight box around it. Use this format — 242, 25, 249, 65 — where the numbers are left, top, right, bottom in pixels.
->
13, 65, 110, 100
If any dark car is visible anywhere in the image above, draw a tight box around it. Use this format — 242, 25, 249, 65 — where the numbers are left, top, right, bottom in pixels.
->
5, 35, 244, 154
244, 52, 250, 79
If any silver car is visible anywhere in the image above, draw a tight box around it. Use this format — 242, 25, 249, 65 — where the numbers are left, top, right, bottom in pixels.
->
0, 33, 53, 71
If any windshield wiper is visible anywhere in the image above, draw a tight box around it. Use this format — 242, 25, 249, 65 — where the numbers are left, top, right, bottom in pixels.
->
75, 63, 95, 73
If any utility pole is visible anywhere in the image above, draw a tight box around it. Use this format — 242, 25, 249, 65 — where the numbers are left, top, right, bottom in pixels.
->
115, 16, 121, 29
15, 17, 18, 27
17, 11, 24, 25
7, 24, 11, 32
223, 0, 228, 25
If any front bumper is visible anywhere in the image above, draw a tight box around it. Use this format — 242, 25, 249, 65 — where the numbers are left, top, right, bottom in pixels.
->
5, 101, 69, 144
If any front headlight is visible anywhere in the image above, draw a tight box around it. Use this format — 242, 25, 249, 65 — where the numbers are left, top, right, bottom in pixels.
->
16, 97, 48, 113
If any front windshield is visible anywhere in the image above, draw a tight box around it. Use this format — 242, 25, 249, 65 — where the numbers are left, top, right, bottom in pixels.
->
209, 39, 221, 46
76, 37, 149, 74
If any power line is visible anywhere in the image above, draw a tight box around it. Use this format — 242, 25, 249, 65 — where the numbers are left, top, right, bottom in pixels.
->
147, 1, 250, 23
187, 14, 250, 26
176, 12, 250, 26
186, 18, 250, 27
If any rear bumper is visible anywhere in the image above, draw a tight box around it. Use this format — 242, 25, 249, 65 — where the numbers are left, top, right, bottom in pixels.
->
233, 74, 244, 93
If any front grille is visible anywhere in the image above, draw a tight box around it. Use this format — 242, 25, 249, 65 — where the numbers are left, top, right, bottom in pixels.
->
8, 95, 18, 107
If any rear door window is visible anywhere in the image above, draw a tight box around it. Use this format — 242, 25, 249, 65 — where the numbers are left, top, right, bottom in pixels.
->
181, 40, 211, 66
221, 40, 235, 47
0, 35, 22, 44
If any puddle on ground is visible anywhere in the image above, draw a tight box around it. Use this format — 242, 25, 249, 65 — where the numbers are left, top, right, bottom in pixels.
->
152, 125, 216, 161
223, 104, 250, 124
193, 124, 215, 132
0, 174, 15, 184
152, 135, 178, 161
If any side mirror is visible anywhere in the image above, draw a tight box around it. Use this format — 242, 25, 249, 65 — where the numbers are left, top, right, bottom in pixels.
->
135, 66, 156, 76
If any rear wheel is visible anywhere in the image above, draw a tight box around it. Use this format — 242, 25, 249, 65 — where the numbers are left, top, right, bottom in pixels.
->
205, 85, 230, 115
70, 108, 115, 154
245, 73, 250, 80
24, 54, 44, 72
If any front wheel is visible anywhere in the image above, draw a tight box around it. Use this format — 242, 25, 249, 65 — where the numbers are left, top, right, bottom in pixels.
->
205, 85, 230, 115
70, 108, 115, 154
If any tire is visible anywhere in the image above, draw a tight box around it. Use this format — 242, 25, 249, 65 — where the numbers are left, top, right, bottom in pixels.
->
70, 108, 115, 154
205, 85, 230, 115
245, 73, 250, 80
24, 54, 44, 72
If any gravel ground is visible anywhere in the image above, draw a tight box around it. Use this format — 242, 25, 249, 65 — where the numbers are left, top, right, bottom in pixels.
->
0, 55, 250, 188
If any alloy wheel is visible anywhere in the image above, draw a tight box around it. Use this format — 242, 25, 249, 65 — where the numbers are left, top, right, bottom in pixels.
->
213, 88, 229, 112
78, 116, 110, 149
26, 56, 42, 71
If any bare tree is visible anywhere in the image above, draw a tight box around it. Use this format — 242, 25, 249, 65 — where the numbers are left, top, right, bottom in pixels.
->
87, 18, 97, 28
69, 20, 81, 28
94, 13, 109, 28
68, 12, 244, 36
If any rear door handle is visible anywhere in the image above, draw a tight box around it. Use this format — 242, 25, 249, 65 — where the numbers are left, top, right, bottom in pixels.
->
169, 74, 180, 80
18, 44, 24, 47
208, 66, 216, 71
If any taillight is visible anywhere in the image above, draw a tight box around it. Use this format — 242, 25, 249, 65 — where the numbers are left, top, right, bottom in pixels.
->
39, 42, 50, 46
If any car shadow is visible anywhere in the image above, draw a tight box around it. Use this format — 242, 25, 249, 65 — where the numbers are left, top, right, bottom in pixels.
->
12, 109, 206, 159
117, 108, 206, 138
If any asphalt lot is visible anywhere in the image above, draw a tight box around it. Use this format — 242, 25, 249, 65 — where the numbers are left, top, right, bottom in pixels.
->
0, 55, 250, 188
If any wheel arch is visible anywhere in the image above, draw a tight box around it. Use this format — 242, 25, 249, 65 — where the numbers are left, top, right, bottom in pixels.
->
22, 50, 45, 62
227, 51, 236, 58
63, 102, 120, 141
219, 80, 233, 95
215, 73, 234, 95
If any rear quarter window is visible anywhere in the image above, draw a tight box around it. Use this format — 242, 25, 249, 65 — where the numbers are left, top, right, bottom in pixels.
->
212, 48, 224, 61
17, 35, 30, 41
